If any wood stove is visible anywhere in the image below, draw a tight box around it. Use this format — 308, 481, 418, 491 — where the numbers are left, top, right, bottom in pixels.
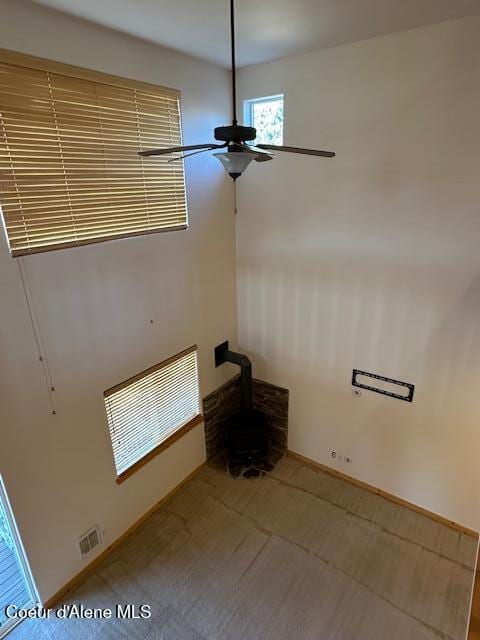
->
215, 342, 270, 471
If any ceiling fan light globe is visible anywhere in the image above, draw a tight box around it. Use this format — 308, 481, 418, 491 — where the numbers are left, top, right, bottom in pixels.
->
214, 152, 256, 180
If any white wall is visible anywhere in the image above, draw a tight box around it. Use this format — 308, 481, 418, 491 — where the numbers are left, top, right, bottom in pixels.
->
0, 0, 238, 602
237, 15, 480, 531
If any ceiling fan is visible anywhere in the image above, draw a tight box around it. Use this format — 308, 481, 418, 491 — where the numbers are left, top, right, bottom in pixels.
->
138, 0, 335, 180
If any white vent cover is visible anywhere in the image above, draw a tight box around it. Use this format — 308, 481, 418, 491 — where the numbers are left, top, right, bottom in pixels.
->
77, 526, 101, 558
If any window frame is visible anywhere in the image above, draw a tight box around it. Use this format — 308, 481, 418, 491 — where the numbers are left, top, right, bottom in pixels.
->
0, 474, 39, 637
104, 345, 203, 484
243, 94, 284, 145
0, 48, 188, 257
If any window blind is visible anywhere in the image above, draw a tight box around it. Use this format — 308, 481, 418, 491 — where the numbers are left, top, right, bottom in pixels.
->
0, 49, 187, 256
104, 346, 201, 481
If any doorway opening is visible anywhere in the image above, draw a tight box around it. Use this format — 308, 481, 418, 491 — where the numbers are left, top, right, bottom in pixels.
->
0, 476, 37, 638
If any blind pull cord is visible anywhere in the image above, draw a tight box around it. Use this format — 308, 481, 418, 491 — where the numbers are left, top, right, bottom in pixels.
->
17, 258, 57, 415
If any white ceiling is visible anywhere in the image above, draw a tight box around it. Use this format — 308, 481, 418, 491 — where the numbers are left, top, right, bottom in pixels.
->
31, 0, 480, 68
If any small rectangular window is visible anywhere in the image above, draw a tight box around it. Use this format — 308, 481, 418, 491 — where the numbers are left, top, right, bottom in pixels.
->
104, 346, 202, 482
0, 49, 187, 257
244, 94, 284, 146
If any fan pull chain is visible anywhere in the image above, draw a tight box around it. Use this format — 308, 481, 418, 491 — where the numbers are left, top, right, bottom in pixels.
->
233, 182, 238, 215
17, 258, 57, 415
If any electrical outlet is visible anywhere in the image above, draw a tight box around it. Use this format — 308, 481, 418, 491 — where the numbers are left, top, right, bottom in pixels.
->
330, 450, 352, 465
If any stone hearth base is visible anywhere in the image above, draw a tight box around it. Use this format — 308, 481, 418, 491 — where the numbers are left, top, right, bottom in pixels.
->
203, 375, 289, 477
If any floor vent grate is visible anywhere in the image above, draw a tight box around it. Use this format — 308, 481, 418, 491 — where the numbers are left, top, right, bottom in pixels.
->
77, 526, 100, 558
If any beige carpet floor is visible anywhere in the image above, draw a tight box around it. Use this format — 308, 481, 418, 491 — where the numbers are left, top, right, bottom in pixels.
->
8, 456, 478, 640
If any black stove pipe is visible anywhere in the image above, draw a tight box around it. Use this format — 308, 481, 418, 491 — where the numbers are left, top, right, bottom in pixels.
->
214, 341, 253, 415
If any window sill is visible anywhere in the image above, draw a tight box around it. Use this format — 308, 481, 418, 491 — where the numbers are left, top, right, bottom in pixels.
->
115, 413, 203, 484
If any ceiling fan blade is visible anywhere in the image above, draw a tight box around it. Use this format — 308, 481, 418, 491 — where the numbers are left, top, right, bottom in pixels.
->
139, 143, 224, 157
241, 144, 274, 162
254, 152, 274, 163
256, 144, 335, 158
167, 147, 222, 162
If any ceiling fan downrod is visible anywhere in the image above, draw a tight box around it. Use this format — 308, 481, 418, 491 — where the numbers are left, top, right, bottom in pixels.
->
230, 0, 237, 125
213, 0, 258, 180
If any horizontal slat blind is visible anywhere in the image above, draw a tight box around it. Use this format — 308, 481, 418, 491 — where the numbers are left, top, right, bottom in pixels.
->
104, 346, 201, 478
0, 50, 187, 256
